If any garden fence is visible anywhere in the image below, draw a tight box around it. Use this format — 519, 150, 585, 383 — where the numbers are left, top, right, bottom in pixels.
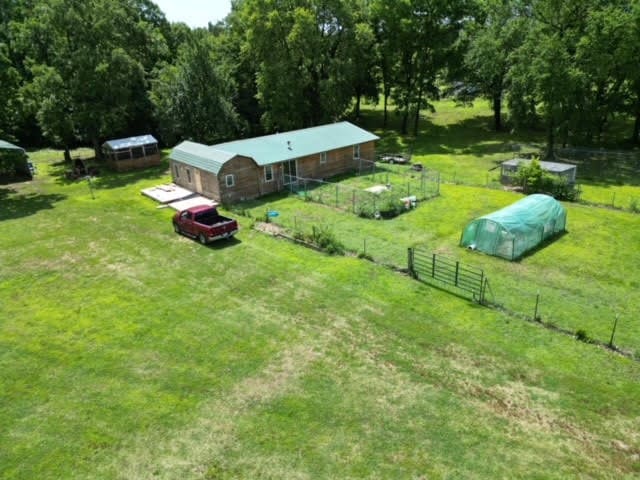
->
287, 167, 440, 217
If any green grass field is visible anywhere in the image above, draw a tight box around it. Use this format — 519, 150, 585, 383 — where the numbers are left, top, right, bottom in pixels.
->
236, 182, 640, 357
1, 104, 640, 479
358, 100, 640, 209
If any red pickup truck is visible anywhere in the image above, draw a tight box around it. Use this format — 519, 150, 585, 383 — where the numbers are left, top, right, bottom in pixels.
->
172, 205, 238, 244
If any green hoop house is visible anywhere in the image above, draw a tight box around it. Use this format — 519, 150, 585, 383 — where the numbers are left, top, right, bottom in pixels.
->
460, 194, 567, 260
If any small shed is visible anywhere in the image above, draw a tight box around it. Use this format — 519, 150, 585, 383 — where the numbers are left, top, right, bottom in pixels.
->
0, 140, 31, 181
102, 135, 160, 172
501, 158, 577, 185
460, 194, 566, 260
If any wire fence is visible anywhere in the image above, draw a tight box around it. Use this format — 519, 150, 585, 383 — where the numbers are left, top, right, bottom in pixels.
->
275, 214, 406, 267
408, 245, 638, 358
483, 278, 636, 355
286, 163, 441, 218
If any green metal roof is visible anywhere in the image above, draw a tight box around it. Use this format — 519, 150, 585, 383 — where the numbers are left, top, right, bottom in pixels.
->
215, 121, 379, 166
169, 141, 236, 175
169, 122, 379, 174
0, 140, 25, 152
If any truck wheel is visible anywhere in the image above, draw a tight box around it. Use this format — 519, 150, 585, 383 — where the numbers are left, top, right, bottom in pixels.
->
173, 223, 181, 234
198, 233, 207, 245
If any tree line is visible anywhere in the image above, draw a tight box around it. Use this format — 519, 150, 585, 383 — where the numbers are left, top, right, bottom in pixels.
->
1, 0, 639, 159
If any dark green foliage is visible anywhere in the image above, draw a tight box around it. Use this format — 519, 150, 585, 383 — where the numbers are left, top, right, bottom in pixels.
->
575, 329, 591, 343
515, 158, 579, 201
310, 224, 345, 255
0, 150, 30, 180
2, 0, 640, 157
356, 191, 404, 219
150, 31, 241, 144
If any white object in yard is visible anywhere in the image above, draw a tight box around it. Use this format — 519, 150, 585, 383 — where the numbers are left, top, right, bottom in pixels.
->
364, 185, 389, 194
400, 195, 417, 209
169, 196, 218, 211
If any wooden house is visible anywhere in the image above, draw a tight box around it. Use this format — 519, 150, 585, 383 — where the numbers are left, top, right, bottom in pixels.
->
102, 135, 161, 172
169, 122, 379, 203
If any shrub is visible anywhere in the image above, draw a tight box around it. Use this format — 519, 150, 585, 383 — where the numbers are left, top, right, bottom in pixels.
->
310, 224, 345, 255
377, 192, 404, 218
575, 329, 591, 343
515, 157, 579, 201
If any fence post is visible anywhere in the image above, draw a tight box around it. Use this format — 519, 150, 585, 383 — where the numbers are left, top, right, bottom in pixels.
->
408, 247, 416, 278
454, 261, 460, 287
609, 314, 619, 347
533, 293, 540, 321
432, 253, 436, 278
352, 190, 356, 213
481, 277, 488, 304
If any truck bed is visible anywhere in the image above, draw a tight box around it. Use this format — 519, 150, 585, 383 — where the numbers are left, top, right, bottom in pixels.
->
194, 211, 234, 227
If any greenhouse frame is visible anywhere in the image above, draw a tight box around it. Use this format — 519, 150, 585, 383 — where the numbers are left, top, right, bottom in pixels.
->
460, 194, 567, 260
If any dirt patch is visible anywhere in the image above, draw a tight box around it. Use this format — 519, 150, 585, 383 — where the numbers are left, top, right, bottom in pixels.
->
253, 221, 287, 236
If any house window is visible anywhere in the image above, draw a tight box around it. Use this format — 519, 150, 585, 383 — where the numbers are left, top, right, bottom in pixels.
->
174, 164, 180, 178
320, 152, 327, 164
264, 165, 273, 182
225, 174, 235, 187
186, 169, 192, 183
353, 144, 361, 159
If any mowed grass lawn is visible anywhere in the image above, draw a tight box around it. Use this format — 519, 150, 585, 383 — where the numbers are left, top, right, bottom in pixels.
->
1, 152, 640, 478
238, 182, 640, 356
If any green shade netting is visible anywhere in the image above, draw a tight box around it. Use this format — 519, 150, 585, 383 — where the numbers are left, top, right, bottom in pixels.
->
460, 194, 566, 260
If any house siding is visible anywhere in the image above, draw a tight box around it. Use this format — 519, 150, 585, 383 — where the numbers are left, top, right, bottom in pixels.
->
289, 141, 376, 180
171, 160, 220, 200
170, 140, 377, 204
219, 156, 268, 203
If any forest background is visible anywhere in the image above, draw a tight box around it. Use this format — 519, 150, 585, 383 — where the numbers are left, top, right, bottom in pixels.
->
1, 0, 640, 158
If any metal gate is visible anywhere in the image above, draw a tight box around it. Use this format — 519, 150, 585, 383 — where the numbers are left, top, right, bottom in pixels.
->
408, 248, 486, 303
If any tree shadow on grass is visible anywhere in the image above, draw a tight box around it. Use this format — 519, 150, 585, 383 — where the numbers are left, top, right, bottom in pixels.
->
360, 108, 542, 159
50, 158, 170, 189
0, 187, 67, 221
92, 161, 171, 190
175, 234, 242, 250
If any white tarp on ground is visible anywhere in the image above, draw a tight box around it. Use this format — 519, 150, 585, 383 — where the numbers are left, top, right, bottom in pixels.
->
141, 183, 194, 203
